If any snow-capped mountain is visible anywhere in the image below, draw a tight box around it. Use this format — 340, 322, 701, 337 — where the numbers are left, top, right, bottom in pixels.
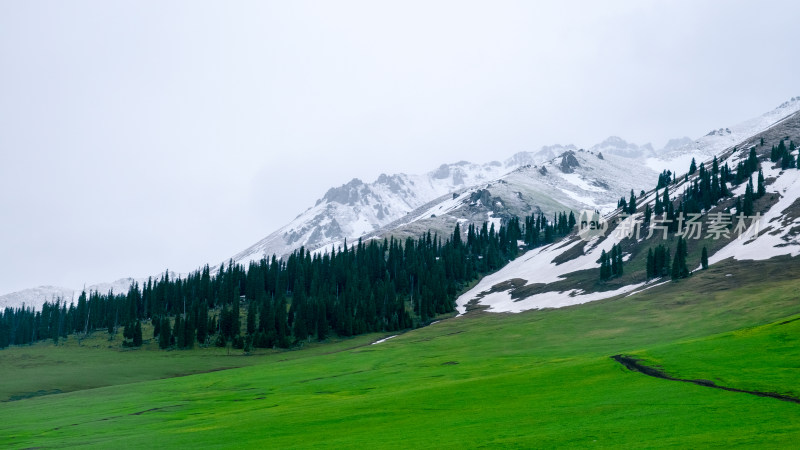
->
4, 98, 800, 311
457, 101, 800, 315
230, 140, 663, 265
345, 148, 657, 251
230, 97, 800, 266
229, 161, 512, 264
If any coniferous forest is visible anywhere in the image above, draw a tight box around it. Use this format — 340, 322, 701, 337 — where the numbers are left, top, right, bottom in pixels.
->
6, 138, 792, 351
0, 212, 575, 350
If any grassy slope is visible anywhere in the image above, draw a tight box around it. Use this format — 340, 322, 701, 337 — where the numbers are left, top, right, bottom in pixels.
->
631, 314, 800, 398
0, 325, 388, 402
2, 259, 800, 448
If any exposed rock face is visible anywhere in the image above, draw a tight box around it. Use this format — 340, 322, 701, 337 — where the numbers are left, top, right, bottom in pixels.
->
469, 189, 492, 206
323, 178, 366, 205
376, 173, 406, 194
559, 151, 581, 173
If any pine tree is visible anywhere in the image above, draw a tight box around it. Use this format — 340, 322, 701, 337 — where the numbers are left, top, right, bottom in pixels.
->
747, 147, 759, 173
689, 158, 697, 175
175, 315, 185, 349
275, 296, 289, 348
782, 145, 795, 169
671, 237, 689, 280
153, 314, 161, 338
654, 190, 663, 215
196, 302, 208, 345
183, 313, 194, 349
316, 300, 328, 341
628, 190, 637, 214
133, 320, 143, 346
743, 181, 755, 217
646, 248, 655, 279
599, 250, 610, 281
292, 301, 308, 343
701, 246, 709, 270
158, 316, 171, 349
757, 169, 766, 198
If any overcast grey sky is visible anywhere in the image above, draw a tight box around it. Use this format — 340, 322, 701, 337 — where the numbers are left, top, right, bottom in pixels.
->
1, 0, 798, 294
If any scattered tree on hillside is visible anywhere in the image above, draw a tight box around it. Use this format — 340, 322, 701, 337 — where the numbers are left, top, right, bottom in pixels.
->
671, 237, 690, 280
701, 246, 709, 270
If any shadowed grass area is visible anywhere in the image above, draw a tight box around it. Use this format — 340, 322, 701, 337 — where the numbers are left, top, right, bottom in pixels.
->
1, 259, 799, 448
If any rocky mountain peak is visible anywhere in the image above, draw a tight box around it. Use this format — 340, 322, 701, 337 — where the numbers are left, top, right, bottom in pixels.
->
559, 151, 581, 173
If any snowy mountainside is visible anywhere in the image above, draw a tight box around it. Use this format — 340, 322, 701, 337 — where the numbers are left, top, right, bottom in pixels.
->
233, 139, 661, 264
457, 105, 800, 315
647, 97, 800, 173
345, 148, 658, 249
228, 98, 800, 265
230, 161, 512, 264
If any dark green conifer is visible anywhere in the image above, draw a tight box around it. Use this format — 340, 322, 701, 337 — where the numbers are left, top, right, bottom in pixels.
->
158, 316, 171, 349
757, 169, 766, 197
701, 246, 709, 270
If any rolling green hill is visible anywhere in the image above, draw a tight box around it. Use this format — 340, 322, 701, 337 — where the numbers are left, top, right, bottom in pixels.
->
2, 258, 799, 448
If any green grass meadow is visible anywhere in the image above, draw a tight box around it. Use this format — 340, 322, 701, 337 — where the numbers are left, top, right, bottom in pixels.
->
2, 259, 799, 448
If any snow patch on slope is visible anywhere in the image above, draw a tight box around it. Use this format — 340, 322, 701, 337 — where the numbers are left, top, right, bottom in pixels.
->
709, 165, 800, 264
456, 214, 639, 314
464, 282, 646, 314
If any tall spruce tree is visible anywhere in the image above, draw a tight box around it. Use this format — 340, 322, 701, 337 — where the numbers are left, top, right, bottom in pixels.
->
158, 316, 171, 349
671, 237, 689, 280
757, 169, 766, 198
701, 246, 709, 270
628, 190, 637, 214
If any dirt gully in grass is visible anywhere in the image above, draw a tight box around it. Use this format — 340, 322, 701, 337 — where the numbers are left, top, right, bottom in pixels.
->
612, 354, 800, 404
